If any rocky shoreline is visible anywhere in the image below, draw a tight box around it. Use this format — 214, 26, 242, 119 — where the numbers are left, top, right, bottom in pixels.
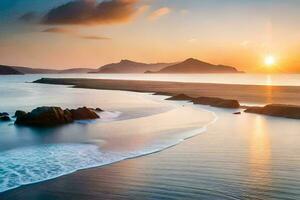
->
1, 106, 103, 126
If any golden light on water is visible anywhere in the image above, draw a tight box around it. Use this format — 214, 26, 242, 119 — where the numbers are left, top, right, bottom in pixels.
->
249, 116, 271, 187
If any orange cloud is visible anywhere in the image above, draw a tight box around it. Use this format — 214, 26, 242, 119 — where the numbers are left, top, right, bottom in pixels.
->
43, 0, 142, 25
148, 7, 171, 21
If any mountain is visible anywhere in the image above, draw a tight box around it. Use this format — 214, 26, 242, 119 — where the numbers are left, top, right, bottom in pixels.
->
0, 65, 24, 75
58, 68, 96, 74
92, 60, 175, 73
155, 58, 242, 73
1, 65, 95, 74
12, 66, 59, 74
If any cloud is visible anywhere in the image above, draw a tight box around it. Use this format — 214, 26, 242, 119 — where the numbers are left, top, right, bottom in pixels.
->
42, 27, 75, 34
42, 27, 111, 40
42, 0, 142, 25
148, 7, 170, 21
19, 12, 37, 22
80, 35, 111, 40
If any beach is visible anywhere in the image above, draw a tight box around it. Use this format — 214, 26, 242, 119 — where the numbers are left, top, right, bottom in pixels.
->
0, 76, 299, 200
35, 78, 300, 105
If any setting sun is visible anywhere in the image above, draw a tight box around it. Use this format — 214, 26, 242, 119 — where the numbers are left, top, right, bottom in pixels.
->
264, 55, 276, 67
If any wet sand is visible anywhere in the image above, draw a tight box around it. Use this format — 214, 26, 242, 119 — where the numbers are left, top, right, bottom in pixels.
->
34, 78, 300, 105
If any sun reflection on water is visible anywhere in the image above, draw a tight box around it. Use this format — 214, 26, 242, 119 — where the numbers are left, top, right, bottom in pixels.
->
249, 116, 272, 188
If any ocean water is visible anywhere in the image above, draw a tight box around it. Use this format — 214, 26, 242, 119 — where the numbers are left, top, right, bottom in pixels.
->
0, 74, 299, 199
0, 75, 216, 192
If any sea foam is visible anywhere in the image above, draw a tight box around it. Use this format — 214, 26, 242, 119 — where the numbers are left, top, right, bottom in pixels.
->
0, 109, 217, 194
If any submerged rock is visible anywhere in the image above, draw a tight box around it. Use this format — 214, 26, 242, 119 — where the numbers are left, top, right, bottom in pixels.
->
244, 104, 300, 119
0, 112, 9, 116
0, 115, 11, 121
0, 112, 11, 121
192, 97, 240, 108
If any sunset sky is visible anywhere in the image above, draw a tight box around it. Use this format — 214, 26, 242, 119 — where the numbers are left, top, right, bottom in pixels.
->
1, 0, 300, 72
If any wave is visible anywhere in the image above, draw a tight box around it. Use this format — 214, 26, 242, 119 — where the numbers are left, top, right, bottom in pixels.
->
0, 107, 217, 193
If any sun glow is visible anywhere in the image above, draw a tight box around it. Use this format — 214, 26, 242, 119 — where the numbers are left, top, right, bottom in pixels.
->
264, 55, 276, 67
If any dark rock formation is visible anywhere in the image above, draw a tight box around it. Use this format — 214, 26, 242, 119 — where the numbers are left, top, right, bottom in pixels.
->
153, 92, 173, 96
15, 107, 73, 126
0, 112, 9, 116
166, 94, 194, 101
244, 104, 300, 119
0, 112, 11, 121
192, 97, 240, 108
95, 108, 103, 112
15, 106, 99, 126
68, 107, 99, 120
233, 112, 241, 115
14, 110, 27, 118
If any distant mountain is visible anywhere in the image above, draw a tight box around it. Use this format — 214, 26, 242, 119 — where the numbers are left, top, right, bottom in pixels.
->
154, 58, 242, 73
12, 66, 60, 74
92, 60, 175, 73
1, 65, 95, 74
0, 65, 23, 75
58, 68, 96, 74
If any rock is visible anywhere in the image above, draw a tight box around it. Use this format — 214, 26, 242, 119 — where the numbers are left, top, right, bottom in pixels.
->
192, 97, 240, 108
166, 94, 194, 101
244, 104, 300, 119
153, 92, 173, 96
95, 108, 103, 112
0, 115, 11, 121
15, 106, 74, 126
69, 107, 99, 120
0, 112, 9, 116
14, 110, 27, 118
233, 112, 241, 115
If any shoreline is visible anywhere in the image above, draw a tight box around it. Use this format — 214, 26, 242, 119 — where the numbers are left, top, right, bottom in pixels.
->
1, 79, 300, 199
0, 90, 217, 195
33, 78, 300, 106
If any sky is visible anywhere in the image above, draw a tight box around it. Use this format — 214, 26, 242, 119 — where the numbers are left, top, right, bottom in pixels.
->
1, 0, 300, 73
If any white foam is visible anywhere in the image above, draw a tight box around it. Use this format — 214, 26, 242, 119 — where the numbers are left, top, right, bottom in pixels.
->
0, 108, 217, 193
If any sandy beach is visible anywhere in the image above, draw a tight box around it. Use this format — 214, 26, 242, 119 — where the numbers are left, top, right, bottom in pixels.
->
34, 78, 300, 105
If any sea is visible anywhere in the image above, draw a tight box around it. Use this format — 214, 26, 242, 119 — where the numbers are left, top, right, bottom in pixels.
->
0, 74, 299, 199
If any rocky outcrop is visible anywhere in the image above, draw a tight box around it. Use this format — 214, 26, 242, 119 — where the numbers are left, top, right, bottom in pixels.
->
0, 112, 11, 121
244, 104, 300, 119
14, 110, 27, 118
15, 107, 73, 126
166, 94, 194, 101
192, 97, 240, 108
67, 107, 99, 120
15, 106, 99, 126
95, 108, 103, 112
165, 94, 240, 108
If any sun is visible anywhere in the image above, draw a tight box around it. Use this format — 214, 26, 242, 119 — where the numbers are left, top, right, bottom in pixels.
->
264, 55, 276, 67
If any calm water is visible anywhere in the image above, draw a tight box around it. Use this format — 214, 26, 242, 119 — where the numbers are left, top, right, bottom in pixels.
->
0, 74, 299, 199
